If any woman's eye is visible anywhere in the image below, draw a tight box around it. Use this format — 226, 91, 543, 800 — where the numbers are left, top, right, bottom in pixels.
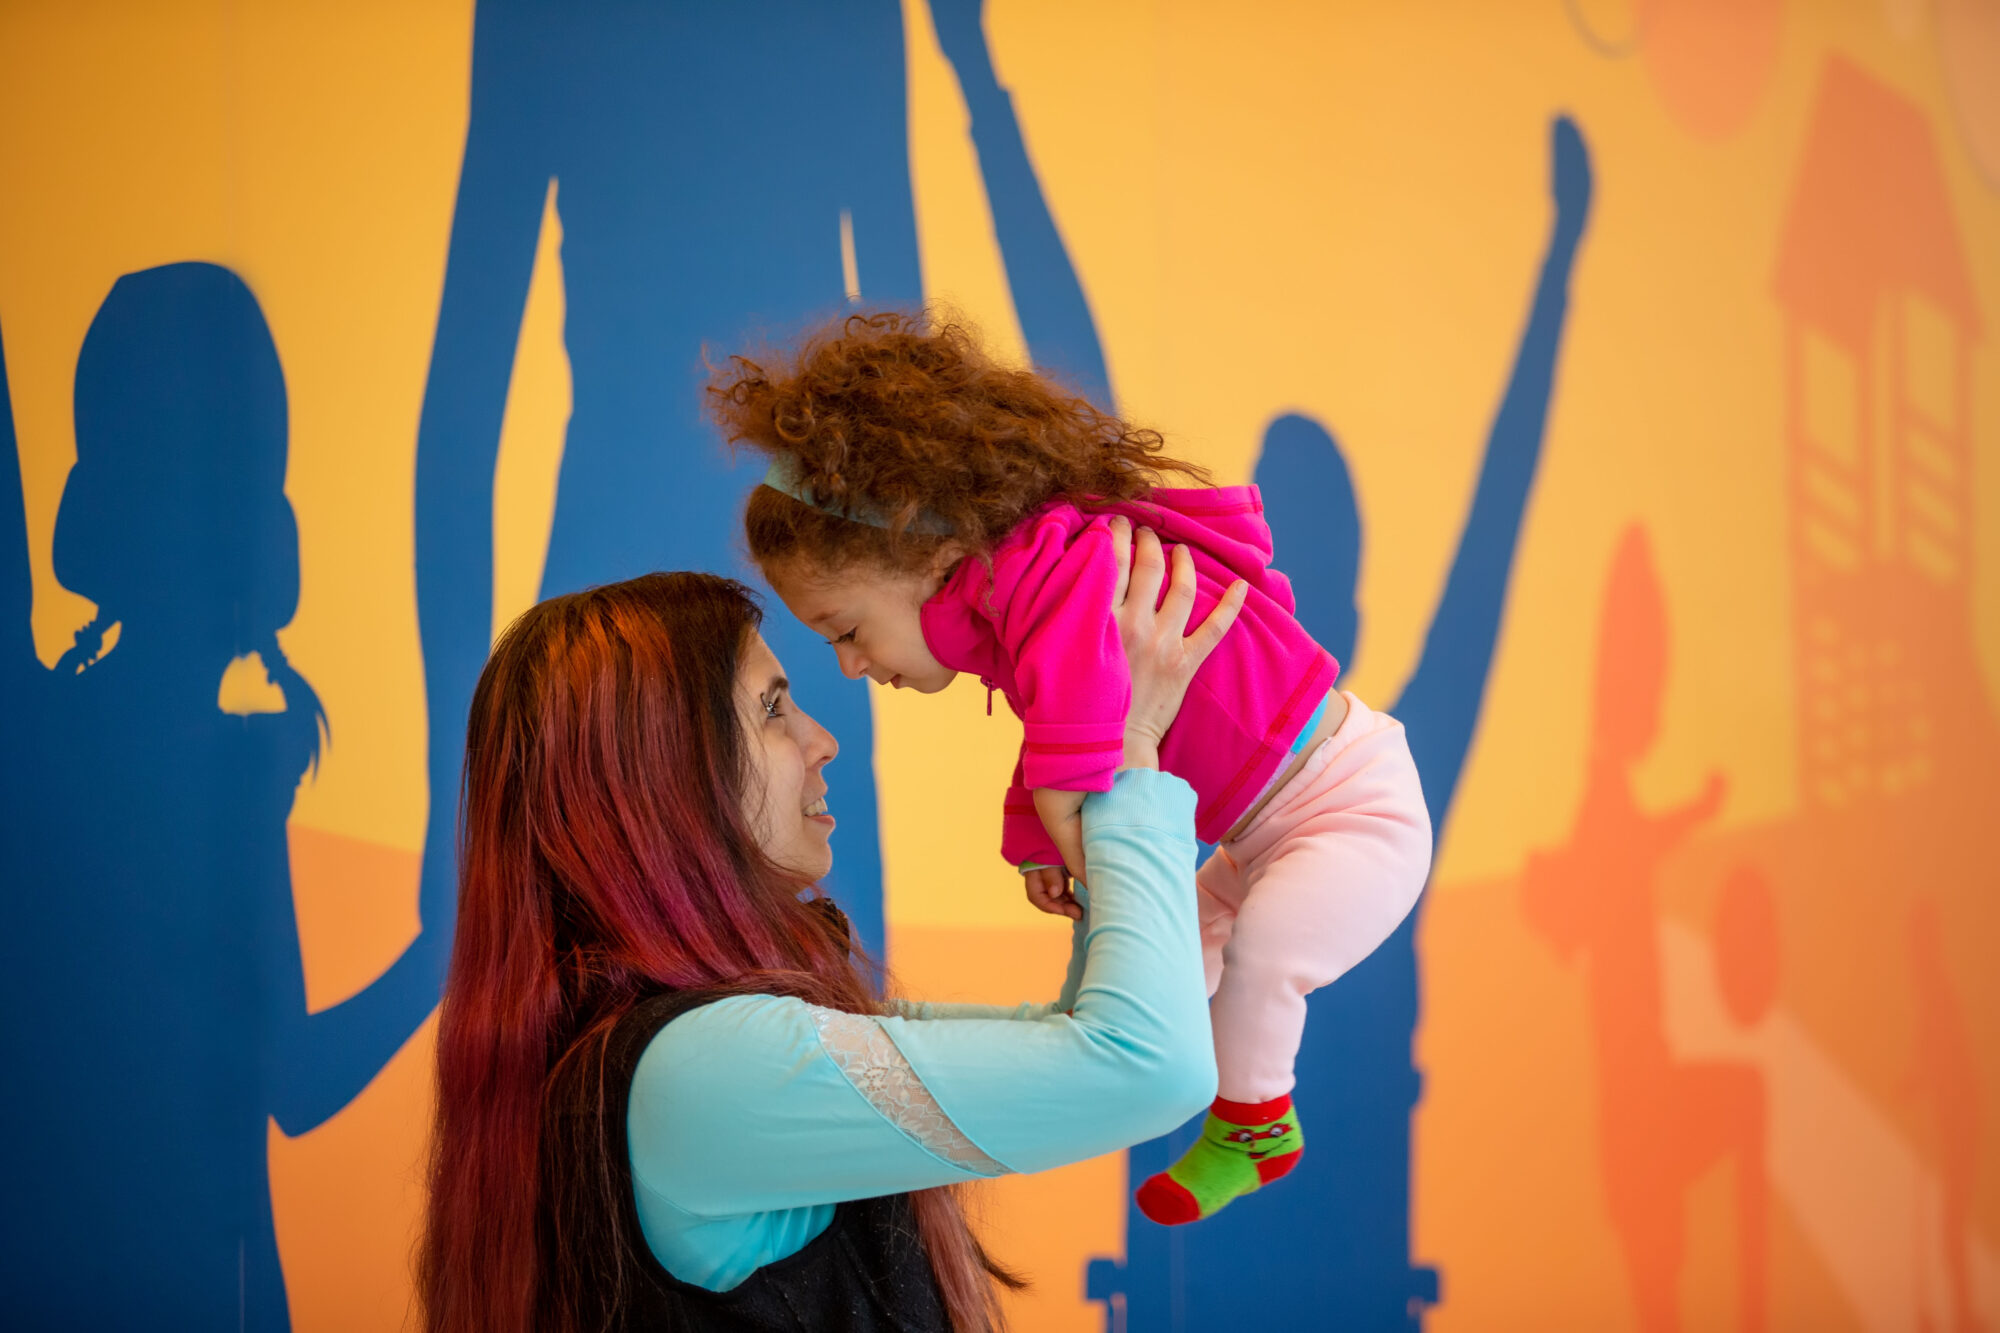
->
762, 695, 783, 719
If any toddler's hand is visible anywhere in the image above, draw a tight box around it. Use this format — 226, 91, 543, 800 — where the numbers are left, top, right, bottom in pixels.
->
1031, 787, 1090, 887
1023, 865, 1082, 921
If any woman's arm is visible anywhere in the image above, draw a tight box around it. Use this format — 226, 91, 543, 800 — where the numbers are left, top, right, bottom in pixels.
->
626, 771, 1207, 1289
883, 769, 1214, 1168
623, 523, 1240, 1289
627, 768, 1211, 1219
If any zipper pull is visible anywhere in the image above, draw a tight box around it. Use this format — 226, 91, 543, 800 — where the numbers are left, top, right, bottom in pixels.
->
983, 678, 995, 717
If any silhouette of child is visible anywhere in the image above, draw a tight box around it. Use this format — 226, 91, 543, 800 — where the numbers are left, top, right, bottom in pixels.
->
0, 264, 436, 1328
1522, 525, 1766, 1333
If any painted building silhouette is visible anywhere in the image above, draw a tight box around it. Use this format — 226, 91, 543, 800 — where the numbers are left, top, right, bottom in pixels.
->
1775, 57, 1985, 811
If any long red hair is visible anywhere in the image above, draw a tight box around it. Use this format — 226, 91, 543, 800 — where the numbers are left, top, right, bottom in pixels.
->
418, 572, 1013, 1332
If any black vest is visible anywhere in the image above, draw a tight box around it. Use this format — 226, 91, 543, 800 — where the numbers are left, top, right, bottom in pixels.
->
568, 990, 952, 1332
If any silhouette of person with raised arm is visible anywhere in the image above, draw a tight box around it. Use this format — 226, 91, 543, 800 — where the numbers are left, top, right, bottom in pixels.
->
1196, 119, 1592, 1330
940, 11, 1598, 1315
414, 0, 931, 965
0, 264, 438, 1329
934, 23, 1594, 1305
1091, 113, 1594, 1332
1521, 524, 1766, 1333
928, 0, 1114, 411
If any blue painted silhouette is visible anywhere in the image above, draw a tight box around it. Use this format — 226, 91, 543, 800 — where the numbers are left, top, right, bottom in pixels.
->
413, 0, 947, 965
0, 264, 439, 1329
928, 0, 1113, 410
1090, 116, 1595, 1332
919, 27, 1595, 1318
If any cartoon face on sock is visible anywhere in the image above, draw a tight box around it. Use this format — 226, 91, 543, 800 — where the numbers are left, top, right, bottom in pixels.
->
1208, 1118, 1299, 1161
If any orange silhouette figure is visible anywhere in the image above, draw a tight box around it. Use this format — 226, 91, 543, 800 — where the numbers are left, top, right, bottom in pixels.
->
1713, 863, 1778, 1031
1522, 525, 1768, 1333
1908, 899, 1986, 1333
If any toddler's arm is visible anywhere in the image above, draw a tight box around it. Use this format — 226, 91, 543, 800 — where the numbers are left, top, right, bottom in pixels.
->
992, 511, 1131, 795
1032, 787, 1089, 886
992, 515, 1164, 887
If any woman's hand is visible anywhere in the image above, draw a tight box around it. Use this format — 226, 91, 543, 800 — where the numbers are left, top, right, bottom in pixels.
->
1021, 519, 1241, 920
1109, 516, 1246, 770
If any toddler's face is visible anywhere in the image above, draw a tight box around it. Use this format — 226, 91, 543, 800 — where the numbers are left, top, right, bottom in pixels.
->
766, 557, 959, 694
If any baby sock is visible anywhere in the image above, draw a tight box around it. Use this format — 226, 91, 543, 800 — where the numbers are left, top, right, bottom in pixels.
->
1135, 1094, 1304, 1226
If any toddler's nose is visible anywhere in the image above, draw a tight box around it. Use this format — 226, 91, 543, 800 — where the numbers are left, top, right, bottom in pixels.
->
834, 643, 868, 680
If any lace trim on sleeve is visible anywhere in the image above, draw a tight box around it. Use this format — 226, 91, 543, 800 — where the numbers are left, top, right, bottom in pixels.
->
805, 1006, 1010, 1177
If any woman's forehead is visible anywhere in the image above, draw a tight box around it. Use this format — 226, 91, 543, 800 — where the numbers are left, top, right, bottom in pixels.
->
736, 631, 785, 691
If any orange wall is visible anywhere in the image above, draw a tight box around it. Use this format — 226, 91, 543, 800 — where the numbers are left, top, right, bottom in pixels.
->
4, 1, 1997, 1328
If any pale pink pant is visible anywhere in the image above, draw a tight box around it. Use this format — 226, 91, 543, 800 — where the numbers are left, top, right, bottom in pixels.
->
1197, 693, 1434, 1102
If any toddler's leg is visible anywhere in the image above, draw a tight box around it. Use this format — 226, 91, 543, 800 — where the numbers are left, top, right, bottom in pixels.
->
1195, 845, 1244, 998
1138, 700, 1431, 1226
1209, 708, 1430, 1101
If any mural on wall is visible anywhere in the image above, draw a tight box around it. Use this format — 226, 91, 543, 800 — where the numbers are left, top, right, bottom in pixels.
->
1522, 524, 1768, 1333
1, 2, 1996, 1331
1091, 113, 1596, 1332
919, 4, 1599, 1319
1416, 30, 2000, 1333
412, 0, 934, 962
0, 267, 440, 1328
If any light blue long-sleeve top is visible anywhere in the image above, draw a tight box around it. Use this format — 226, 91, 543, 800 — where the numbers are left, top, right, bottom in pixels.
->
626, 767, 1214, 1291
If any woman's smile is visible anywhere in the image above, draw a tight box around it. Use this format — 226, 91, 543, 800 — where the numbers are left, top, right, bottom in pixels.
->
736, 631, 840, 879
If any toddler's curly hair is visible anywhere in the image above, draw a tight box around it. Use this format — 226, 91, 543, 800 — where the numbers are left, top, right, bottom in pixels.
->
708, 310, 1211, 578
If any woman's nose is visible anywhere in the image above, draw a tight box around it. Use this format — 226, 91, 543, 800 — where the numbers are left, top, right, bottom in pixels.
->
806, 713, 838, 767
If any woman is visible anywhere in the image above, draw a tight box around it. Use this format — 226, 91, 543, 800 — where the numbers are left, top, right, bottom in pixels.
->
420, 522, 1241, 1332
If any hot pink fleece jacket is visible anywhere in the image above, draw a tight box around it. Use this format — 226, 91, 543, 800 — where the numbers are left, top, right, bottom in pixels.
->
919, 487, 1341, 865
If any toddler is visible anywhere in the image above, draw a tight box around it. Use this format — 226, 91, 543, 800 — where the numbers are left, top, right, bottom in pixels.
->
711, 312, 1432, 1224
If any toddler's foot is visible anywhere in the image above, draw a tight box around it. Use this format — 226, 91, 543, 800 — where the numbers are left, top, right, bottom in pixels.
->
1135, 1094, 1303, 1225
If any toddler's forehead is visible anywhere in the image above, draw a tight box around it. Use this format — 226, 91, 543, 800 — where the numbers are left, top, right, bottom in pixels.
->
774, 560, 903, 602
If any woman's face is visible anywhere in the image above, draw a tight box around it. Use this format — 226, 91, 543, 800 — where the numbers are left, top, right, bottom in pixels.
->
735, 630, 840, 880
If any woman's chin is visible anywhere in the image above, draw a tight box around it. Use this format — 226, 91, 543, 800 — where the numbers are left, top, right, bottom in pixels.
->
787, 818, 836, 880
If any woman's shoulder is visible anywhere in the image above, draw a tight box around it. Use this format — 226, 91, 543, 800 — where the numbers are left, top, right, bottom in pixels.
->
625, 995, 819, 1166
623, 994, 893, 1214
629, 992, 813, 1075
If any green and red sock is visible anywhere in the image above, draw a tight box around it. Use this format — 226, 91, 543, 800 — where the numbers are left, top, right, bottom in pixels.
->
1135, 1094, 1304, 1226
